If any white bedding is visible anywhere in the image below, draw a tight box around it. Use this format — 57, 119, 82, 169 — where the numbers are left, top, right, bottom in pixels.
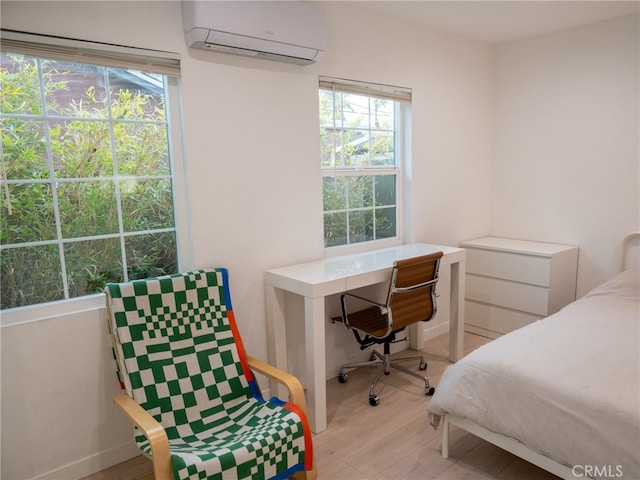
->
428, 269, 640, 478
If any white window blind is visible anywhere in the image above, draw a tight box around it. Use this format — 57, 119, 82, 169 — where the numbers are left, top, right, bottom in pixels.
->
0, 29, 180, 76
319, 76, 411, 102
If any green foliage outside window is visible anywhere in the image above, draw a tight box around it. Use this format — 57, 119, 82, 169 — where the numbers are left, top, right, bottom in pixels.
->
1, 54, 178, 309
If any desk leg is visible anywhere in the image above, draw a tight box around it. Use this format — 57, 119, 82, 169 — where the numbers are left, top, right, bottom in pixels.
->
409, 322, 422, 350
304, 296, 327, 434
449, 260, 465, 362
265, 284, 289, 399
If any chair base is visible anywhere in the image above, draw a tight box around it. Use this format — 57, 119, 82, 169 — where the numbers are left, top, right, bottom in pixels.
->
338, 347, 435, 405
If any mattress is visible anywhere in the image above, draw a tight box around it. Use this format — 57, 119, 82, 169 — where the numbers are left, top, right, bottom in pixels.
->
428, 268, 640, 478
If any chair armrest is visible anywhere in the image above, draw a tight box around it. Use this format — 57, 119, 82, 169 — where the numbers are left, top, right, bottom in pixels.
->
247, 356, 307, 412
341, 291, 385, 309
339, 292, 387, 330
113, 394, 173, 480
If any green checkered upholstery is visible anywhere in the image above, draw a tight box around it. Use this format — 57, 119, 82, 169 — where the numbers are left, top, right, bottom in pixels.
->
106, 269, 312, 480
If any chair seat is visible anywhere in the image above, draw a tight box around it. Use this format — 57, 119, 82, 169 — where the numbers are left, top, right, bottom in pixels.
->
332, 306, 389, 339
136, 395, 307, 480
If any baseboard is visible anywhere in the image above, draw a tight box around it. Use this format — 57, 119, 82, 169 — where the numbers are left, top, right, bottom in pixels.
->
32, 442, 140, 480
464, 324, 501, 339
421, 321, 450, 341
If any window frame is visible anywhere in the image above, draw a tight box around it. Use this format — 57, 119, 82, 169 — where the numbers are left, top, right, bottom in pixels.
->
0, 31, 192, 326
319, 77, 411, 256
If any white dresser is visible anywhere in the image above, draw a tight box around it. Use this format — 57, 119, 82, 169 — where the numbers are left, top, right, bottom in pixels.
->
460, 237, 578, 338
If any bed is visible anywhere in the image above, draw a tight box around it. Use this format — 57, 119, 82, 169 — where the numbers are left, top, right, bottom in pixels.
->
428, 233, 640, 480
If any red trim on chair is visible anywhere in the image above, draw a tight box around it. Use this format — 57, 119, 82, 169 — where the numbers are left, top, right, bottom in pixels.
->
283, 401, 314, 470
226, 309, 255, 383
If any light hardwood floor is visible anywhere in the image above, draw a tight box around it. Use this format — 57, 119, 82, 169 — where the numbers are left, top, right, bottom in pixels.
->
82, 332, 560, 480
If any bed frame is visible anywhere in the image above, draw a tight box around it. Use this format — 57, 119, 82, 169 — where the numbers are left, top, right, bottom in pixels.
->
439, 232, 640, 480
442, 414, 577, 478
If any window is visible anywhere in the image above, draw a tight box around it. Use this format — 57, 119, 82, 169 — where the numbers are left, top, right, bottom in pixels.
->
319, 78, 410, 249
0, 35, 187, 310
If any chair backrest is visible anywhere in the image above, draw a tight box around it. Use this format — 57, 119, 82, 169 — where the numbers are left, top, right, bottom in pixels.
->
386, 252, 443, 332
105, 269, 259, 436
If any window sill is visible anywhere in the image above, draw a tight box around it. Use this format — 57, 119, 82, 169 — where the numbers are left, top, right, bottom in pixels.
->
1, 294, 105, 328
324, 237, 402, 259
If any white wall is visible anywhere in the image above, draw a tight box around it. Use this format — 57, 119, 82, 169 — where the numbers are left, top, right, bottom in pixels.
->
0, 2, 494, 478
3, 2, 636, 478
492, 15, 640, 295
1, 308, 138, 479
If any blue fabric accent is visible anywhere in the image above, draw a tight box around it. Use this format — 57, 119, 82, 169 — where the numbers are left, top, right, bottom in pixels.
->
248, 379, 265, 402
269, 396, 286, 407
270, 463, 304, 480
218, 268, 233, 311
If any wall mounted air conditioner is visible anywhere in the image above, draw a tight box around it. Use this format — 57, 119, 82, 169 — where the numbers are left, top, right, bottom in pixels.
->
182, 1, 327, 65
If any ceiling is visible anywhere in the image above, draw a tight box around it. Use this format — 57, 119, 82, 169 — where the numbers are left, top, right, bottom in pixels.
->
348, 1, 640, 44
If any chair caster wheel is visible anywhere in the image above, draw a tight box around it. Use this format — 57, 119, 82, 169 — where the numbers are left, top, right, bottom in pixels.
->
426, 387, 435, 396
338, 373, 348, 383
419, 361, 427, 371
369, 395, 380, 406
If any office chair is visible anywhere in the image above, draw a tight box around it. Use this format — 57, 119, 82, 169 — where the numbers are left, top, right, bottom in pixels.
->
332, 252, 443, 406
106, 269, 316, 480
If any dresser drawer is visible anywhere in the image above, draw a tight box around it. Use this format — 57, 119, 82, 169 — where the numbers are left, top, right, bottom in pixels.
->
466, 248, 552, 287
465, 300, 541, 335
466, 274, 550, 316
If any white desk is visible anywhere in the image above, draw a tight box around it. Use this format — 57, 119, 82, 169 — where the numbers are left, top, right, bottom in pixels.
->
264, 243, 466, 433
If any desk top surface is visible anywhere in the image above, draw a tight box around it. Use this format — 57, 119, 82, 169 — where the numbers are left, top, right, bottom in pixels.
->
265, 243, 464, 290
